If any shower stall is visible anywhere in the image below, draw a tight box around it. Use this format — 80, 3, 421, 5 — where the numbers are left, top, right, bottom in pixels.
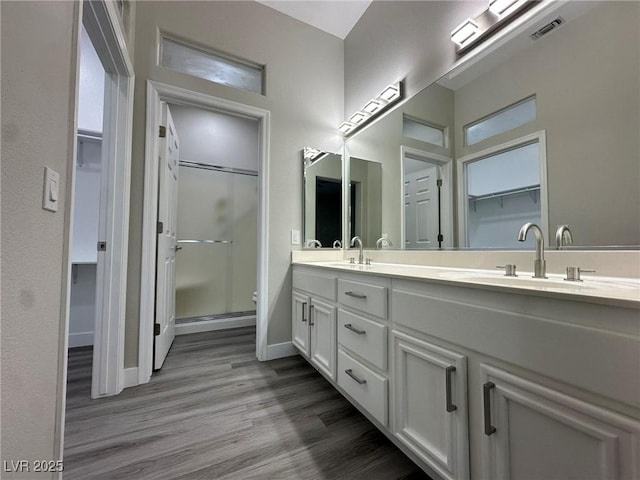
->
175, 162, 258, 326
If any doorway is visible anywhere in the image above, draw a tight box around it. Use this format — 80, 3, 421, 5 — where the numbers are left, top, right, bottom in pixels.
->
140, 82, 270, 382
401, 146, 453, 249
65, 1, 134, 402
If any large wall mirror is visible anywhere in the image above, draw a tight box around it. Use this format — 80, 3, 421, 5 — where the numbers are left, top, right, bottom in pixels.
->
345, 1, 639, 250
303, 147, 343, 248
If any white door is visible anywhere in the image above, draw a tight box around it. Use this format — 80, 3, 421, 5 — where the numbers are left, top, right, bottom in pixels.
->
393, 331, 469, 480
481, 365, 640, 480
154, 103, 179, 370
310, 299, 337, 381
404, 165, 440, 249
292, 291, 310, 357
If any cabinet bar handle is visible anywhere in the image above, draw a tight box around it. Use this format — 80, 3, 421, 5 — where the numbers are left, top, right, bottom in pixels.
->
309, 305, 315, 325
301, 302, 307, 322
483, 381, 497, 436
344, 291, 367, 299
344, 323, 366, 335
345, 369, 367, 385
445, 366, 457, 412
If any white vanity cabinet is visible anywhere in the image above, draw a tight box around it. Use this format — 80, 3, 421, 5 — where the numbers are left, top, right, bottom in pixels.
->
292, 263, 640, 480
292, 269, 337, 380
392, 278, 640, 480
392, 331, 469, 480
480, 364, 640, 480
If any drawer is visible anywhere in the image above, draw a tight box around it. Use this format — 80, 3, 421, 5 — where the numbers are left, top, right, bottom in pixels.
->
293, 269, 336, 301
338, 309, 388, 370
337, 349, 388, 426
337, 278, 387, 318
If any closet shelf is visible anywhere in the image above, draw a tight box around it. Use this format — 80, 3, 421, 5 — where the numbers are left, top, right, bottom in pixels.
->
468, 185, 540, 211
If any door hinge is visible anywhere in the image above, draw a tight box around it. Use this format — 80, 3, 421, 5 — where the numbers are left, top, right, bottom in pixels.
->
154, 323, 161, 336
437, 234, 444, 242
437, 179, 443, 187
157, 221, 164, 234
159, 125, 166, 138
97, 241, 107, 252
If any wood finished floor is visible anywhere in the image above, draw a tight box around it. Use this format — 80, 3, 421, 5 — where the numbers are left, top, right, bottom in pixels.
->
64, 327, 431, 480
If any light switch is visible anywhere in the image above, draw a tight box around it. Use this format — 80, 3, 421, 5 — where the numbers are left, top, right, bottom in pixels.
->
291, 229, 301, 245
43, 166, 60, 212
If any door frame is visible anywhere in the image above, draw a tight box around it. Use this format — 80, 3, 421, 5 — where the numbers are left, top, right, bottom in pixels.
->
57, 0, 134, 465
400, 146, 453, 248
82, 0, 135, 400
139, 81, 270, 384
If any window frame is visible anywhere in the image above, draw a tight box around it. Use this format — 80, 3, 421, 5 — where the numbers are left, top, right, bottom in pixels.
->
456, 130, 549, 248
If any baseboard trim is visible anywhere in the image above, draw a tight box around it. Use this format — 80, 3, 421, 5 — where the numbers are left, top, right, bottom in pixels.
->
175, 316, 256, 335
122, 367, 139, 389
265, 341, 298, 360
68, 332, 94, 348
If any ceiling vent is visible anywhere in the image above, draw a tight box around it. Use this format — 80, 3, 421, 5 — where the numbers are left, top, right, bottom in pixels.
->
530, 17, 565, 40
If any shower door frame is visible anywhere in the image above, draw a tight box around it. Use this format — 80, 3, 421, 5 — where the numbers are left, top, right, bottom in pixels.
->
139, 81, 270, 384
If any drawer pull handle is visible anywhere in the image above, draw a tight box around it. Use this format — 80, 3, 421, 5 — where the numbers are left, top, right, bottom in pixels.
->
344, 291, 367, 299
483, 381, 497, 436
345, 369, 367, 385
445, 366, 457, 412
309, 305, 315, 326
344, 323, 366, 335
301, 302, 307, 322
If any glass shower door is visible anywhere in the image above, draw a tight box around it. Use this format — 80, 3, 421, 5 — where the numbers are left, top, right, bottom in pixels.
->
175, 165, 257, 320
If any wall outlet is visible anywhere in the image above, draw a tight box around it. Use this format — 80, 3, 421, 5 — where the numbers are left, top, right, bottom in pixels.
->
291, 229, 301, 245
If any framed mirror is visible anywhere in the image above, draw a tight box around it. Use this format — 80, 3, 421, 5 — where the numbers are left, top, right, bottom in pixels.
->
302, 147, 343, 249
344, 1, 639, 250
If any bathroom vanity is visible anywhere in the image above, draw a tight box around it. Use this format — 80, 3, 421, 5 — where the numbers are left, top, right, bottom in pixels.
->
291, 260, 640, 480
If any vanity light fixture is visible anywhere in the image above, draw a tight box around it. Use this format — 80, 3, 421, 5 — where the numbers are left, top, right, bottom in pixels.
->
489, 0, 523, 16
451, 19, 480, 46
349, 112, 367, 125
339, 121, 357, 134
363, 99, 383, 114
452, 0, 535, 55
338, 81, 403, 136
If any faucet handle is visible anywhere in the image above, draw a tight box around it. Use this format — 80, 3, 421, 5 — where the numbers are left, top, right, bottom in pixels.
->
496, 264, 517, 277
565, 266, 595, 282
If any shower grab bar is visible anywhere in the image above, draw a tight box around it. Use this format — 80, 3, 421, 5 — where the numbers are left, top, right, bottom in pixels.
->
177, 239, 233, 244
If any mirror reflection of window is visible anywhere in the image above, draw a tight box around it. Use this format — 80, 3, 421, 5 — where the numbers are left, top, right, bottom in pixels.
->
464, 140, 543, 248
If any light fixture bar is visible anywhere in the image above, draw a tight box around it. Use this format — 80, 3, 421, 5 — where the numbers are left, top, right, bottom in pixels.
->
451, 18, 479, 46
489, 0, 521, 16
338, 81, 403, 136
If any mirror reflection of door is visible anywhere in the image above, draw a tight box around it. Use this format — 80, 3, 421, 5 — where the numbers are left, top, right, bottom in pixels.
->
404, 159, 440, 249
315, 177, 342, 247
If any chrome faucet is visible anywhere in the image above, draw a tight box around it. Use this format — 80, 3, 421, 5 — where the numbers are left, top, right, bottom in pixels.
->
306, 239, 322, 248
555, 225, 573, 250
350, 236, 364, 264
376, 236, 393, 249
517, 222, 547, 278
332, 240, 342, 249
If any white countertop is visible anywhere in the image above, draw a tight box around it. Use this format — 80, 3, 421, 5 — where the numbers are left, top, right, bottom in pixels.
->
293, 260, 640, 309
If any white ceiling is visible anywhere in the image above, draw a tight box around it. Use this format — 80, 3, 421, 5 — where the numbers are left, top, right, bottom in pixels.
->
257, 0, 372, 39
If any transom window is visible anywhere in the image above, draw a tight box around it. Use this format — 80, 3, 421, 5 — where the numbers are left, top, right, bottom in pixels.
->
160, 36, 265, 95
465, 96, 536, 146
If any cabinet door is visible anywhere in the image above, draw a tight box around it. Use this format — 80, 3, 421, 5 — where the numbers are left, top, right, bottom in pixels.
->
393, 332, 469, 480
310, 298, 337, 381
292, 291, 310, 357
481, 365, 640, 480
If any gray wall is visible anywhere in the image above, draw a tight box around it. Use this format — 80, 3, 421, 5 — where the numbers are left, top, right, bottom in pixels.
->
126, 1, 344, 366
344, 1, 482, 116
1, 0, 80, 474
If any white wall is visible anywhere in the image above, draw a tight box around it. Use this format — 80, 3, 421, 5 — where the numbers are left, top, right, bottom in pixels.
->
125, 1, 344, 366
78, 25, 105, 133
1, 0, 80, 472
169, 104, 259, 172
68, 264, 98, 347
